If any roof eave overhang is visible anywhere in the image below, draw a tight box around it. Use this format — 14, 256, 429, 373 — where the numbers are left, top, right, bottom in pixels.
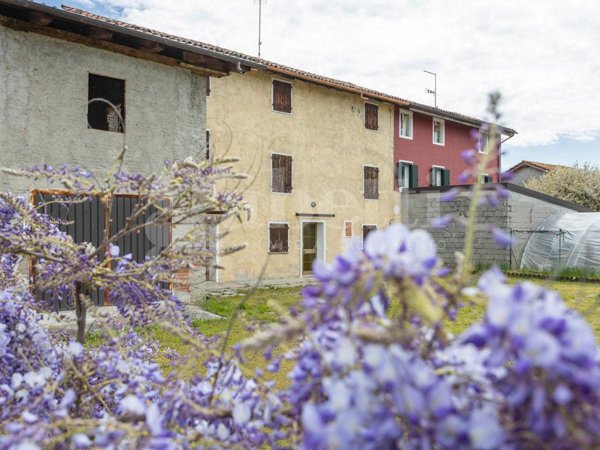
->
267, 64, 410, 107
0, 0, 267, 75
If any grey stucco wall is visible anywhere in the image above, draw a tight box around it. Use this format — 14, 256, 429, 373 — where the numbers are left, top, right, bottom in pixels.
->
402, 186, 582, 268
510, 166, 545, 187
0, 25, 207, 193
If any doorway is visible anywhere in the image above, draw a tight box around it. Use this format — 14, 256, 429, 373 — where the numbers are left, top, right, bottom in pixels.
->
301, 221, 325, 275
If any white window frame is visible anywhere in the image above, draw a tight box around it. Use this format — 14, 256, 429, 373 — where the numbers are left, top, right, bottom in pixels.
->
432, 118, 445, 146
398, 160, 414, 189
431, 165, 445, 187
271, 78, 293, 115
478, 130, 489, 154
364, 102, 379, 132
398, 109, 413, 140
267, 221, 290, 254
270, 152, 293, 195
479, 173, 492, 184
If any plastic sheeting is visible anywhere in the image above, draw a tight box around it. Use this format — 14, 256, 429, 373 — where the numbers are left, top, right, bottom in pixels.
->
520, 212, 600, 270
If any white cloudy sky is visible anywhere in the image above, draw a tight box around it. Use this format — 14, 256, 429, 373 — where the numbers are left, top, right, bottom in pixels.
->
44, 0, 600, 168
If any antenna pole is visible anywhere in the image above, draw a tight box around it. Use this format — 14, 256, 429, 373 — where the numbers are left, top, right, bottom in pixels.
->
424, 69, 437, 107
258, 0, 262, 57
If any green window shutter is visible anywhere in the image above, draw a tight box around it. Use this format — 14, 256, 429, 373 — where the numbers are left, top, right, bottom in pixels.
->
396, 162, 401, 189
429, 168, 434, 187
443, 169, 451, 186
410, 165, 419, 188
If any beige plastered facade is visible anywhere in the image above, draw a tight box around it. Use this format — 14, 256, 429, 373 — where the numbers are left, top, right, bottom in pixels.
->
207, 70, 401, 282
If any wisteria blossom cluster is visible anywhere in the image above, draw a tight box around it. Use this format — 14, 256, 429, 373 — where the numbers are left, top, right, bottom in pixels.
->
0, 286, 288, 449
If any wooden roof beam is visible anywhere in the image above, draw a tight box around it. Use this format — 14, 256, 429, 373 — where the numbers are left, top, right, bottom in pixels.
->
29, 11, 52, 26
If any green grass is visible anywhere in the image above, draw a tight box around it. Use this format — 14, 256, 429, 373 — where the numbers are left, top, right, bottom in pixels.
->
87, 278, 600, 381
447, 278, 600, 337
147, 287, 304, 384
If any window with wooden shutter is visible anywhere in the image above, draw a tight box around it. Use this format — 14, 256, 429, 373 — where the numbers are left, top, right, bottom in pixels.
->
269, 223, 289, 253
365, 103, 379, 130
271, 154, 293, 193
362, 225, 377, 243
272, 80, 292, 113
364, 166, 379, 199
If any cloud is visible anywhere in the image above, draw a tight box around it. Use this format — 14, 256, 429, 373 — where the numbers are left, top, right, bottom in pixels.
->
79, 0, 600, 147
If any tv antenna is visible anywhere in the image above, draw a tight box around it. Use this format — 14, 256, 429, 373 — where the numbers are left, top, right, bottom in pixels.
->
255, 0, 266, 58
424, 69, 437, 107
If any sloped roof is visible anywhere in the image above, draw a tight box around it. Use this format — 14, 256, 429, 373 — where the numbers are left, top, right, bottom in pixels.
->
509, 160, 567, 173
59, 5, 516, 134
0, 0, 516, 134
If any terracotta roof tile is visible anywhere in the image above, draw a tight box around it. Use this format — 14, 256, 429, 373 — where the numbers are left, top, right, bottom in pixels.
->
509, 160, 567, 172
60, 4, 516, 133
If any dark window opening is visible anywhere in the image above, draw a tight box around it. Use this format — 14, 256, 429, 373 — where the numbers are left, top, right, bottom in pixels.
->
362, 225, 377, 243
398, 162, 419, 189
269, 223, 289, 253
206, 76, 211, 96
365, 103, 379, 130
272, 154, 293, 193
364, 166, 379, 199
480, 174, 493, 184
272, 80, 292, 113
88, 73, 125, 133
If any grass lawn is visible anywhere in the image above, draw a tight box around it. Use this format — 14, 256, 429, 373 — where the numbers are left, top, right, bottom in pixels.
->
144, 278, 600, 380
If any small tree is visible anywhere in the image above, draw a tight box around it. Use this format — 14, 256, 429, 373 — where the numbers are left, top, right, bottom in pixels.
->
524, 163, 600, 211
1, 151, 249, 342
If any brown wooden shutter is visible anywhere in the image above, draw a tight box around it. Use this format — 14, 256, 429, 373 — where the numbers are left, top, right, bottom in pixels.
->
365, 103, 378, 130
283, 155, 292, 193
272, 80, 292, 113
364, 166, 379, 199
272, 154, 292, 193
269, 223, 289, 252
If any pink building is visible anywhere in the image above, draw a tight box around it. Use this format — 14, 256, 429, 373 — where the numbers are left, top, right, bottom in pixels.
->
394, 104, 516, 190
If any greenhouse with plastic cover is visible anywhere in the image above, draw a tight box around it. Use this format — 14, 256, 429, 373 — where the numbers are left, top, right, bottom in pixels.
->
520, 212, 600, 271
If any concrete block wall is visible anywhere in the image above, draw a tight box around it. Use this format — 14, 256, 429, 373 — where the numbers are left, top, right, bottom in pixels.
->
402, 184, 586, 268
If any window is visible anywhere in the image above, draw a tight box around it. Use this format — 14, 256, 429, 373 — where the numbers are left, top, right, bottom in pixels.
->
271, 154, 293, 193
399, 109, 413, 139
269, 223, 289, 253
88, 73, 125, 132
364, 166, 379, 199
479, 174, 493, 184
344, 221, 353, 238
272, 80, 292, 113
397, 161, 419, 189
364, 103, 379, 130
362, 225, 377, 243
433, 118, 445, 145
430, 166, 450, 187
478, 130, 490, 153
